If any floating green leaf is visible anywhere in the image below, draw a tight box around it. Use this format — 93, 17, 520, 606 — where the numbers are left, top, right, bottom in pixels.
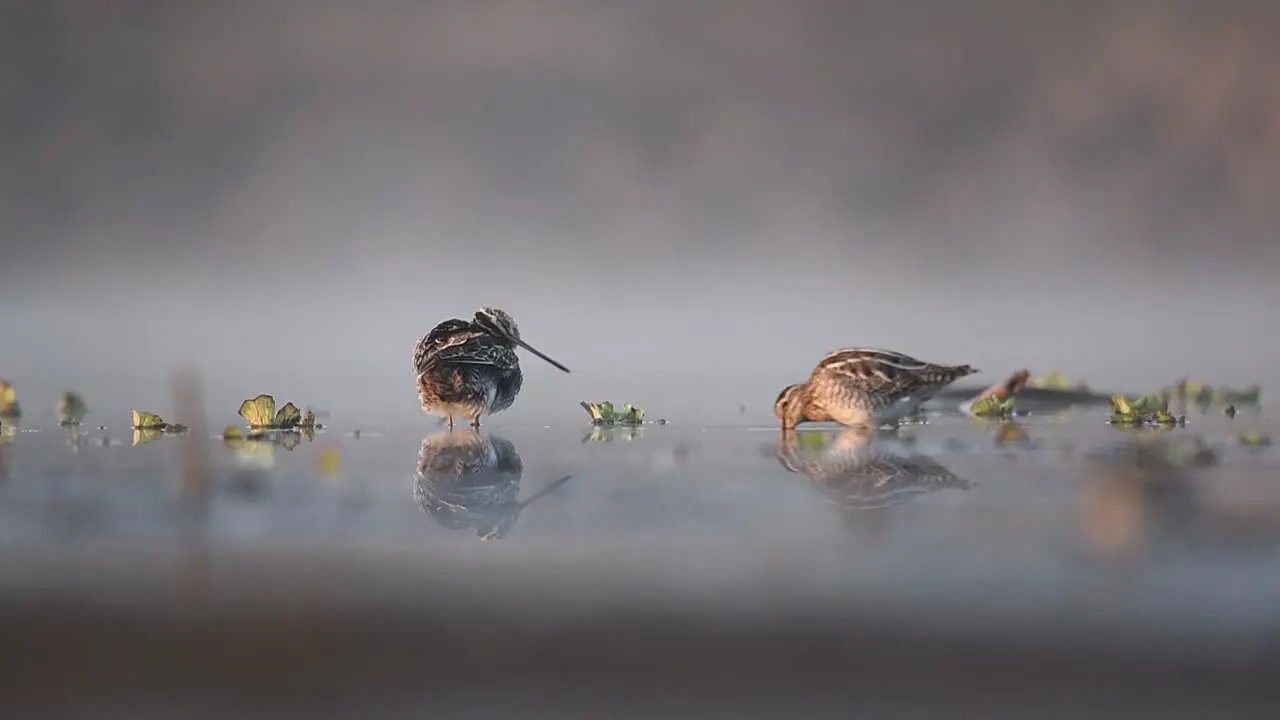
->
0, 379, 20, 419
274, 402, 302, 429
619, 403, 645, 424
1108, 394, 1183, 429
1109, 395, 1134, 416
132, 409, 168, 429
579, 400, 647, 426
970, 394, 1015, 418
1130, 394, 1169, 415
222, 425, 244, 440
239, 394, 277, 428
58, 392, 89, 425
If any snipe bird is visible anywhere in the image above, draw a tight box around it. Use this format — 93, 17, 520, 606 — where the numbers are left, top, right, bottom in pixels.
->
775, 348, 978, 431
414, 307, 570, 428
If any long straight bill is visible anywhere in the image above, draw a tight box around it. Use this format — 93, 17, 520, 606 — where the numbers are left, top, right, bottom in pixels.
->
516, 340, 571, 373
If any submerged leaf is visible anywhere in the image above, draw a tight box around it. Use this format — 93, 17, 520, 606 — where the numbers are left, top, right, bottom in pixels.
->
57, 392, 89, 424
795, 430, 830, 451
223, 425, 244, 440
132, 409, 167, 429
300, 410, 317, 428
274, 402, 302, 429
239, 394, 277, 428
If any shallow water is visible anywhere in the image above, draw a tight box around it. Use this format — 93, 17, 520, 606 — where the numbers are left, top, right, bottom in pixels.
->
2, 408, 1279, 717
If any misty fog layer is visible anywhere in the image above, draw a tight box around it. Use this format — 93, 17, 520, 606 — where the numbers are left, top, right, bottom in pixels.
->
3, 1, 1278, 424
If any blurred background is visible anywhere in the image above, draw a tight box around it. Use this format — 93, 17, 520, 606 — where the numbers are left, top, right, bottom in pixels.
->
2, 0, 1278, 425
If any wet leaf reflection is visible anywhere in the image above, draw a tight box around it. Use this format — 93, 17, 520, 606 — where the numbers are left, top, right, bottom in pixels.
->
414, 430, 571, 541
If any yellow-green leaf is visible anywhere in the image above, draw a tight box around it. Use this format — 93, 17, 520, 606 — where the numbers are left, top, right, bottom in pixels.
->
239, 394, 277, 427
796, 430, 829, 451
970, 393, 1012, 417
223, 425, 244, 440
0, 379, 19, 418
1109, 395, 1133, 416
274, 402, 302, 429
132, 409, 167, 429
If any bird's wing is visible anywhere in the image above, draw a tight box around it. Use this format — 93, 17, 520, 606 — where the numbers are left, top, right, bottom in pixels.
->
812, 349, 931, 398
414, 319, 478, 374
817, 347, 932, 372
815, 348, 971, 393
433, 335, 520, 370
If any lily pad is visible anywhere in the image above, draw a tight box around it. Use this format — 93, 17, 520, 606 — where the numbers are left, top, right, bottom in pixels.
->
58, 392, 89, 425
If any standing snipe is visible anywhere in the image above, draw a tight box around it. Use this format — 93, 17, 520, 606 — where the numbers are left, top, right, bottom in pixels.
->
414, 307, 570, 428
775, 348, 978, 431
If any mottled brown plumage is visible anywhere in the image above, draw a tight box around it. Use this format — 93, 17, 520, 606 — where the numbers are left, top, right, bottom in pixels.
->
413, 307, 570, 428
776, 348, 978, 430
776, 428, 973, 510
413, 430, 572, 540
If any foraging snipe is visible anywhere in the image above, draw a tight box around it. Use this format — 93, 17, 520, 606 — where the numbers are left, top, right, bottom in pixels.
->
775, 348, 978, 431
414, 307, 570, 428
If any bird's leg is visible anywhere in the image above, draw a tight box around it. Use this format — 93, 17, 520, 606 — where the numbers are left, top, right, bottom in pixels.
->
447, 416, 455, 431
470, 414, 482, 429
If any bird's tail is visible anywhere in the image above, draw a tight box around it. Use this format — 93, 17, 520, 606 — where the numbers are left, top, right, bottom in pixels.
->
924, 364, 979, 385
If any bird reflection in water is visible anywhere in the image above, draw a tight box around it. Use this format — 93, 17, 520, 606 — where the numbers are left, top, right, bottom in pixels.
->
776, 428, 974, 511
413, 430, 572, 540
